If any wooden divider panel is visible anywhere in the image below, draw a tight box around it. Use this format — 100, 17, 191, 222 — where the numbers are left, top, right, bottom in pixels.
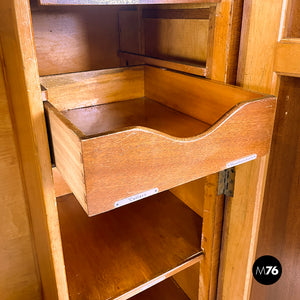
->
144, 65, 265, 125
40, 66, 144, 111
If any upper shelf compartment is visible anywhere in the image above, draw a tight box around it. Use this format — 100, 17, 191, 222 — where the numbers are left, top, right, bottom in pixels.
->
42, 65, 276, 216
39, 0, 220, 5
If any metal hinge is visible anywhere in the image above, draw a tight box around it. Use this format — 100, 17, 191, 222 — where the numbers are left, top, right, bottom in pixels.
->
217, 167, 235, 197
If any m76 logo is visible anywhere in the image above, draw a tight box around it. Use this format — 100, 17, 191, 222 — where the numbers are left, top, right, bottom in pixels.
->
255, 266, 279, 276
252, 255, 282, 285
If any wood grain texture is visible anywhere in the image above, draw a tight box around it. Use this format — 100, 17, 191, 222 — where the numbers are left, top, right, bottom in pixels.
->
52, 167, 72, 197
207, 0, 243, 83
61, 97, 210, 138
0, 39, 41, 300
173, 263, 200, 300
237, 0, 283, 94
248, 3, 300, 300
45, 104, 87, 212
40, 66, 144, 111
217, 156, 269, 300
57, 191, 203, 300
145, 65, 264, 125
32, 5, 121, 76
130, 278, 190, 300
119, 52, 207, 77
285, 0, 300, 38
144, 18, 209, 64
199, 173, 224, 300
251, 77, 300, 300
0, 0, 69, 298
39, 0, 219, 5
171, 179, 205, 217
216, 1, 283, 298
274, 38, 300, 77
45, 66, 275, 216
118, 7, 211, 69
119, 10, 140, 54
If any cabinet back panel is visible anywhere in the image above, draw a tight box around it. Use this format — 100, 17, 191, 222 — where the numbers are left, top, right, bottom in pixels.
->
144, 18, 209, 64
31, 6, 121, 76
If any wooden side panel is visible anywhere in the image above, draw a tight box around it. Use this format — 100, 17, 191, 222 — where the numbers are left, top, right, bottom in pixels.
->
217, 156, 269, 299
207, 0, 243, 83
144, 18, 209, 64
216, 0, 283, 298
45, 104, 87, 213
171, 179, 205, 217
0, 0, 69, 299
0, 42, 41, 300
251, 77, 300, 300
52, 167, 72, 197
173, 263, 200, 300
32, 6, 121, 76
237, 0, 283, 93
199, 173, 224, 300
41, 66, 145, 111
145, 66, 264, 125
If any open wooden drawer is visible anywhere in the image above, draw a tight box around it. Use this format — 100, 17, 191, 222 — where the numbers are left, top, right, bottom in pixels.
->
42, 65, 276, 216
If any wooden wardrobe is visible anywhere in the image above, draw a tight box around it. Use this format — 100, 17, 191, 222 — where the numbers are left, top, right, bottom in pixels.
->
0, 0, 298, 299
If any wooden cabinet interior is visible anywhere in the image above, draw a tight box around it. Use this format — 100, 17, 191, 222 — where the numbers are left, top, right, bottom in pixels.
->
12, 1, 275, 299
57, 191, 203, 299
29, 3, 224, 299
118, 7, 214, 76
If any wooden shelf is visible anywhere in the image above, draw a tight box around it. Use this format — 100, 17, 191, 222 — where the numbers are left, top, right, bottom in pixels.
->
43, 65, 276, 216
130, 277, 190, 300
119, 52, 207, 77
39, 0, 220, 6
57, 191, 202, 300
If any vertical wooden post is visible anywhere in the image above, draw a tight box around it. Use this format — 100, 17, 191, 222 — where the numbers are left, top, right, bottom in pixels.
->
0, 0, 69, 299
217, 0, 284, 299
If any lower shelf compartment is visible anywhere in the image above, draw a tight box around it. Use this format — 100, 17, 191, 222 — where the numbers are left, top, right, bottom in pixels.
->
130, 277, 191, 300
57, 191, 203, 300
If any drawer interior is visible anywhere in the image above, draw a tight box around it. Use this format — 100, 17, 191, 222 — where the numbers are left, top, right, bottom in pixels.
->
61, 97, 210, 138
42, 64, 265, 136
29, 2, 276, 299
